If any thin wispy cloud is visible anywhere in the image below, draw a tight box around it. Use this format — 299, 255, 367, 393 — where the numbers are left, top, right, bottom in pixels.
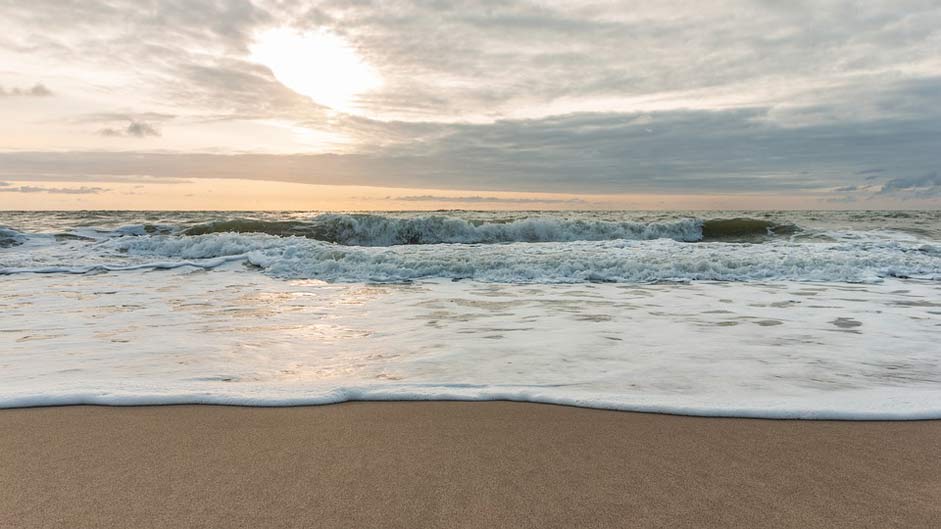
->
76, 112, 176, 124
0, 182, 107, 194
393, 195, 586, 205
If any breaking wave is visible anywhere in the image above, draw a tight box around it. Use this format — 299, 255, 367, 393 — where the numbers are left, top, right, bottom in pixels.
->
2, 233, 930, 283
3, 211, 938, 283
179, 214, 800, 245
183, 214, 707, 245
3, 214, 801, 247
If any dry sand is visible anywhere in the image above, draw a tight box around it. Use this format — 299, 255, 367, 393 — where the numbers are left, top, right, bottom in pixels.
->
1, 402, 939, 529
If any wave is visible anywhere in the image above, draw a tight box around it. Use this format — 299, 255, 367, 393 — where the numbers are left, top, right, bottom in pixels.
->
5, 385, 940, 420
3, 212, 938, 283
247, 239, 941, 283
3, 233, 925, 283
3, 214, 802, 249
0, 227, 25, 248
112, 224, 176, 236
180, 214, 801, 245
700, 217, 797, 241
183, 214, 707, 245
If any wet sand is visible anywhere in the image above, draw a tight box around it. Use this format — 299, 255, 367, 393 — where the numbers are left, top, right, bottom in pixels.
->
1, 402, 939, 529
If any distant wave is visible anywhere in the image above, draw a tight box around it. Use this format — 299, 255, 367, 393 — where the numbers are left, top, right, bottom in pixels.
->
182, 214, 705, 244
180, 214, 797, 245
0, 215, 805, 248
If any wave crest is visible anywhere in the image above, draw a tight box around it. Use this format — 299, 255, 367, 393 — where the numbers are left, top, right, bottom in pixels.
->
183, 214, 705, 245
98, 234, 941, 284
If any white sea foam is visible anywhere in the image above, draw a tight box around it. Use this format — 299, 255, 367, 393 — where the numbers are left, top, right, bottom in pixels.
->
3, 233, 939, 282
249, 238, 941, 283
2, 272, 940, 419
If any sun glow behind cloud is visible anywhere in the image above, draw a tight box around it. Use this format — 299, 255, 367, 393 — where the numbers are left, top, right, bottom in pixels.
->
249, 28, 381, 114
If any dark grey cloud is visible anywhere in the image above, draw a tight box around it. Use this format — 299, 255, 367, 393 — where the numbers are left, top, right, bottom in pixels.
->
98, 121, 161, 138
2, 105, 938, 196
878, 172, 941, 197
0, 82, 51, 97
126, 121, 160, 137
80, 113, 171, 138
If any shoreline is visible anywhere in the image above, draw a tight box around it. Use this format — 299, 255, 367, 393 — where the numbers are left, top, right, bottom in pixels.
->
2, 401, 939, 528
3, 399, 941, 421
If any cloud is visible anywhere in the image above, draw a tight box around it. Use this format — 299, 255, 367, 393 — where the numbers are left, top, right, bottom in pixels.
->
5, 1, 941, 123
0, 183, 106, 194
292, 1, 941, 121
77, 112, 176, 124
126, 121, 160, 138
0, 174, 192, 185
394, 195, 585, 204
878, 172, 941, 197
1, 105, 939, 196
0, 1, 940, 205
0, 83, 52, 97
822, 195, 858, 204
98, 120, 161, 138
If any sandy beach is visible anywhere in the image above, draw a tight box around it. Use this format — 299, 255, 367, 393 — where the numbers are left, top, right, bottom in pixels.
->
1, 402, 939, 529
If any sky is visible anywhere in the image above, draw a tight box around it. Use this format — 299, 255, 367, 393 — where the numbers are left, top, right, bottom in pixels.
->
1, 0, 940, 210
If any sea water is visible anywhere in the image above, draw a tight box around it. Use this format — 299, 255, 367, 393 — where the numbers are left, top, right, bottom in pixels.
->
1, 210, 940, 418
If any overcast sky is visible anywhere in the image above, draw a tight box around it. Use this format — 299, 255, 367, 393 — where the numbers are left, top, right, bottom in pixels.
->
1, 0, 939, 209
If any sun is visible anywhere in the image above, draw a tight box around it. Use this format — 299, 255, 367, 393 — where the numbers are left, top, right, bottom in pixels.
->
249, 28, 381, 114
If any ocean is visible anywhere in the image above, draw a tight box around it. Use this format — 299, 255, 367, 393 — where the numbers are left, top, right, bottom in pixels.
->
2, 210, 940, 418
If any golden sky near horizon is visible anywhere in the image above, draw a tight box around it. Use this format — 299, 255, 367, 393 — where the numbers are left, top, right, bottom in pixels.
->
1, 178, 915, 211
